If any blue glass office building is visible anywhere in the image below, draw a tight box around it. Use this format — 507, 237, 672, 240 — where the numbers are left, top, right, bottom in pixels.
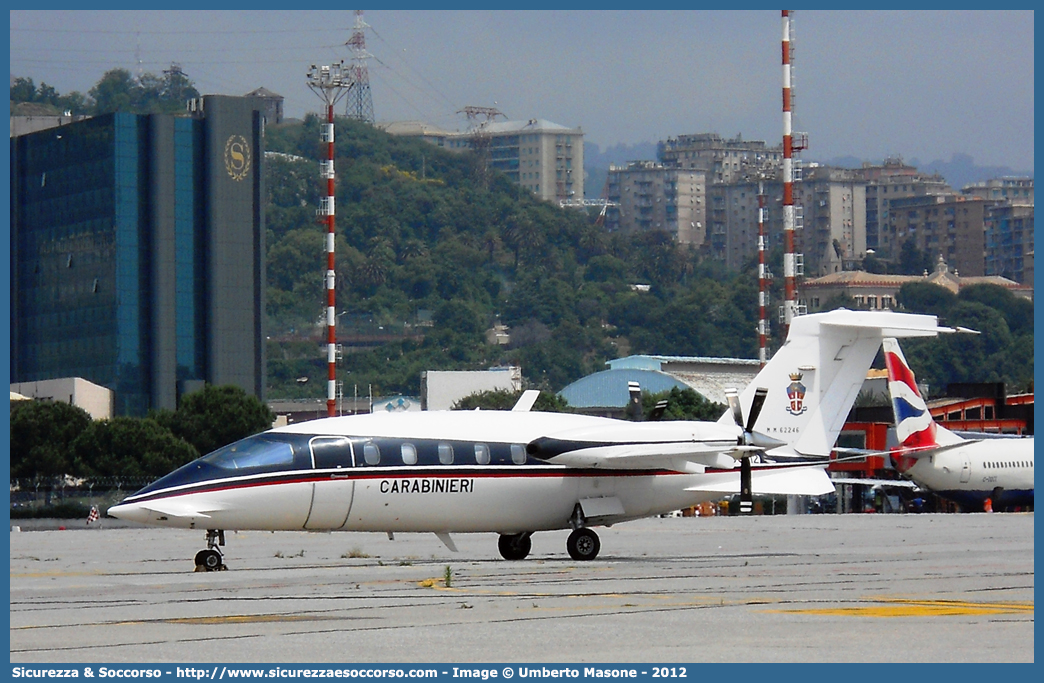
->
11, 96, 266, 415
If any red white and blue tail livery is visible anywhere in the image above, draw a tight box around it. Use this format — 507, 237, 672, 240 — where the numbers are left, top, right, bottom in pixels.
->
883, 338, 1033, 511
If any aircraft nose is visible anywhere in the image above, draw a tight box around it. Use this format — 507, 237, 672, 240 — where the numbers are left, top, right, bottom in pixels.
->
107, 502, 149, 524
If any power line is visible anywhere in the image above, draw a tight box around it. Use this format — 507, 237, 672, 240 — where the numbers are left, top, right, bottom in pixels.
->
11, 27, 342, 35
13, 44, 347, 55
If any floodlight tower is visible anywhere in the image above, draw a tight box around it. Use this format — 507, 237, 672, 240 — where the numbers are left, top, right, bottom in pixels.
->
307, 61, 351, 417
345, 10, 375, 123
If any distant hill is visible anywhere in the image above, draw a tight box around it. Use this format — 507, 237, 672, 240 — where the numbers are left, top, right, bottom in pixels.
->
584, 140, 660, 198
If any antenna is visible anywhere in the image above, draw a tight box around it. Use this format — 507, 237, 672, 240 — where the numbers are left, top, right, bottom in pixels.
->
345, 10, 375, 123
757, 180, 769, 367
307, 61, 351, 417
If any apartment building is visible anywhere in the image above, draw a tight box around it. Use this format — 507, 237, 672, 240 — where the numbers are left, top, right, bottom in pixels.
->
853, 158, 952, 254
962, 177, 1034, 204
795, 166, 868, 277
985, 202, 1034, 283
657, 133, 782, 184
705, 180, 782, 269
605, 162, 707, 245
887, 195, 994, 277
384, 118, 584, 204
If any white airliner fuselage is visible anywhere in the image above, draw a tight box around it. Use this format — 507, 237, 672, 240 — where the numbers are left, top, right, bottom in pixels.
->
900, 438, 1034, 510
884, 337, 1034, 511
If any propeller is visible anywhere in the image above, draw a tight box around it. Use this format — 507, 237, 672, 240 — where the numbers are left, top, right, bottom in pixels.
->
724, 386, 768, 515
647, 399, 670, 422
626, 381, 643, 422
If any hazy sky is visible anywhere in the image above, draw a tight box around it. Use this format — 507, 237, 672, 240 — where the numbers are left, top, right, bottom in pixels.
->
9, 9, 1035, 171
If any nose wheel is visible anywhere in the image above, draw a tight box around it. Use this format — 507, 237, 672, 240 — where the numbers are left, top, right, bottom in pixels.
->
195, 529, 227, 571
498, 532, 532, 560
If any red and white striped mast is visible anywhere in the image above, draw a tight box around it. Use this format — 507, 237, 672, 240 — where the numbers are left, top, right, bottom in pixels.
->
307, 62, 351, 417
757, 181, 768, 367
781, 10, 803, 335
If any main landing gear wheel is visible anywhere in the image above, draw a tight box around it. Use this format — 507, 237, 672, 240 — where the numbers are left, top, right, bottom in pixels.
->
498, 532, 532, 560
566, 528, 600, 561
195, 529, 227, 571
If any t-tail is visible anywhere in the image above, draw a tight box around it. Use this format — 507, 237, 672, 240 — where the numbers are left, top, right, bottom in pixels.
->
720, 310, 953, 458
882, 337, 962, 471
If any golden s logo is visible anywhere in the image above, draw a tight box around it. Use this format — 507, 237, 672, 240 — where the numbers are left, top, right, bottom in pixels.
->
224, 134, 251, 181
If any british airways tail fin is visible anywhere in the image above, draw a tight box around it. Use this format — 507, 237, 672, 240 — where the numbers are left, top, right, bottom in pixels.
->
882, 338, 962, 471
720, 310, 953, 458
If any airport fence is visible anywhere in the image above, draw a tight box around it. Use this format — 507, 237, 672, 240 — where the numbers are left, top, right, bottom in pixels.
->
10, 476, 155, 518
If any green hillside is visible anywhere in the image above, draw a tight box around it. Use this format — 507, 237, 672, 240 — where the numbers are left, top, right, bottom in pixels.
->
262, 117, 766, 399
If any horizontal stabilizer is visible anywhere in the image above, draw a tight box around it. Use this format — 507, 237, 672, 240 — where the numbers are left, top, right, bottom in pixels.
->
830, 477, 918, 489
685, 465, 835, 496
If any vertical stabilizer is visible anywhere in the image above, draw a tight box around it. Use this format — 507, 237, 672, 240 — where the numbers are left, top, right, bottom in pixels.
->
720, 310, 950, 457
882, 338, 962, 471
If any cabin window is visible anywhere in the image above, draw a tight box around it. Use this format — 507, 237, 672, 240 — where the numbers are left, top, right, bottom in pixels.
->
401, 443, 417, 465
511, 444, 527, 465
363, 442, 381, 466
438, 443, 454, 465
475, 443, 491, 465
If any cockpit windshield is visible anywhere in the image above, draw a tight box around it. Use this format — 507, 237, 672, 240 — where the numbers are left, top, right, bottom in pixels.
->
200, 436, 296, 470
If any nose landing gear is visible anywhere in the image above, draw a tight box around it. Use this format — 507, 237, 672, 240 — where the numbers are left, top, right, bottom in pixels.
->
194, 529, 227, 571
498, 532, 533, 560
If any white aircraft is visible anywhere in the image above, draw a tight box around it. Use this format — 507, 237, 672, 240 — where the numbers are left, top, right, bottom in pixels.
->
109, 310, 951, 569
883, 338, 1034, 511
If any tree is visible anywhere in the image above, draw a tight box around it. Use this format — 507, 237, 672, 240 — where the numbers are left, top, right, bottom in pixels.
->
71, 418, 197, 479
958, 283, 1034, 338
862, 252, 888, 274
641, 387, 726, 422
897, 240, 934, 276
9, 401, 92, 480
10, 76, 37, 103
896, 281, 957, 316
89, 68, 137, 115
154, 385, 275, 457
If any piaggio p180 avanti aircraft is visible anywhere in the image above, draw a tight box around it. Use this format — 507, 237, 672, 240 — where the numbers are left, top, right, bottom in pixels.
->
883, 337, 1034, 511
109, 310, 952, 569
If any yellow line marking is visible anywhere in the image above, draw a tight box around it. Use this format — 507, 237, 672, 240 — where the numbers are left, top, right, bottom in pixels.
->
11, 571, 105, 578
765, 599, 1033, 618
164, 614, 345, 625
